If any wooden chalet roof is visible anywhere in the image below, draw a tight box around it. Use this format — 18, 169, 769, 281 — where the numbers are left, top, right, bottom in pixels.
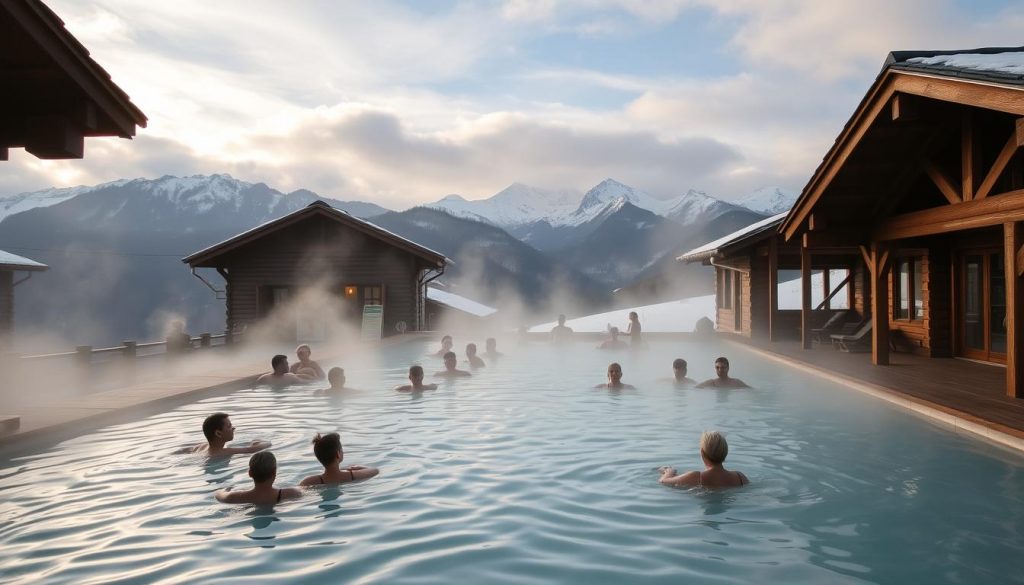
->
1, 0, 148, 160
677, 212, 786, 263
183, 201, 449, 268
0, 249, 48, 271
781, 46, 1024, 241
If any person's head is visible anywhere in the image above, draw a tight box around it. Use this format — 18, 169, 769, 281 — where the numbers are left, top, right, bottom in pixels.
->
202, 412, 233, 444
609, 326, 619, 339
672, 358, 688, 380
714, 357, 730, 378
558, 314, 566, 326
486, 338, 497, 351
699, 431, 729, 465
466, 343, 477, 357
296, 344, 312, 362
271, 354, 289, 374
440, 335, 453, 350
607, 362, 623, 384
248, 451, 277, 484
409, 365, 424, 383
629, 311, 638, 322
312, 432, 343, 467
328, 367, 345, 388
443, 351, 457, 370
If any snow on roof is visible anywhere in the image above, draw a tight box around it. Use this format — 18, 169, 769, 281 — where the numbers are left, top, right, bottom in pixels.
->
905, 51, 1024, 76
677, 212, 786, 263
0, 249, 48, 271
426, 287, 497, 318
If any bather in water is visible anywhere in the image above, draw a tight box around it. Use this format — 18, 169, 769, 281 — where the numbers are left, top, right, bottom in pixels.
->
298, 432, 379, 486
598, 327, 627, 350
215, 451, 302, 504
658, 431, 749, 489
176, 412, 271, 456
595, 362, 634, 389
483, 337, 503, 359
433, 335, 454, 357
394, 365, 438, 391
257, 354, 315, 387
465, 343, 486, 369
290, 344, 326, 380
695, 357, 750, 388
435, 351, 471, 378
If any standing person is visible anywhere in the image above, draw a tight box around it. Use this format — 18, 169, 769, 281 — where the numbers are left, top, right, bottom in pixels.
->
177, 412, 271, 456
394, 365, 438, 392
215, 451, 302, 504
626, 312, 644, 347
257, 355, 313, 386
435, 351, 471, 378
595, 362, 635, 389
433, 335, 454, 357
465, 343, 486, 369
550, 315, 574, 343
658, 431, 749, 488
299, 432, 380, 486
290, 344, 326, 380
695, 357, 750, 388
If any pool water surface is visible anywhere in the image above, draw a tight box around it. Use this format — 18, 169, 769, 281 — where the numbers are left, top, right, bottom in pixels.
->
1, 338, 1024, 584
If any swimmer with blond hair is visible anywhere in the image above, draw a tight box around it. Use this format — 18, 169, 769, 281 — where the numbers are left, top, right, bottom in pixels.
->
594, 362, 634, 389
658, 431, 749, 488
299, 432, 379, 486
290, 344, 325, 380
215, 451, 302, 504
394, 365, 438, 391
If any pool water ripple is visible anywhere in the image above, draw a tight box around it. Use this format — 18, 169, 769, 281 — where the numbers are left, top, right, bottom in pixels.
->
2, 339, 1024, 583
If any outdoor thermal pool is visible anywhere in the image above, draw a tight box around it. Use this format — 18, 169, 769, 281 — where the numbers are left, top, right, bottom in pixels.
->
2, 337, 1024, 584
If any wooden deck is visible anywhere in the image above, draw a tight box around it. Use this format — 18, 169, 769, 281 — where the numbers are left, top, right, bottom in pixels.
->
731, 337, 1024, 442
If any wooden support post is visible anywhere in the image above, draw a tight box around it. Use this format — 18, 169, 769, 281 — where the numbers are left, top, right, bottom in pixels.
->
200, 333, 212, 348
870, 242, 891, 366
962, 111, 977, 202
768, 237, 778, 342
822, 269, 831, 310
75, 345, 92, 367
1005, 222, 1024, 398
122, 341, 137, 359
801, 244, 812, 349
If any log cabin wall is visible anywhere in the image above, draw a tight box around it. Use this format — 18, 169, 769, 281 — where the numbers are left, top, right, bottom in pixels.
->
886, 251, 930, 356
714, 257, 753, 337
219, 216, 423, 339
749, 252, 770, 339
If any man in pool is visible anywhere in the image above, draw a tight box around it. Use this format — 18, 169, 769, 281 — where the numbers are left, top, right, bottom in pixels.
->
595, 362, 634, 389
178, 412, 271, 456
395, 365, 438, 391
257, 354, 313, 387
671, 358, 696, 386
435, 351, 471, 378
215, 451, 302, 505
598, 326, 627, 350
315, 367, 351, 394
550, 314, 573, 343
696, 357, 750, 388
433, 335, 454, 357
465, 343, 486, 369
483, 337, 503, 359
299, 432, 380, 486
290, 344, 325, 380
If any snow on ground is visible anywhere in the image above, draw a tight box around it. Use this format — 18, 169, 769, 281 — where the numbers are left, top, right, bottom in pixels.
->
528, 270, 850, 333
427, 287, 497, 317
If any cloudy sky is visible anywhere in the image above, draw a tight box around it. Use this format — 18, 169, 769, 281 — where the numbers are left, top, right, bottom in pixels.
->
6, 0, 1024, 208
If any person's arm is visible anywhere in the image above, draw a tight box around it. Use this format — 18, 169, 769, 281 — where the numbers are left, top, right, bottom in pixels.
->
311, 361, 326, 379
345, 465, 380, 480
290, 373, 315, 384
695, 379, 712, 388
290, 363, 300, 374
394, 384, 411, 392
735, 379, 751, 388
658, 467, 698, 486
215, 488, 246, 503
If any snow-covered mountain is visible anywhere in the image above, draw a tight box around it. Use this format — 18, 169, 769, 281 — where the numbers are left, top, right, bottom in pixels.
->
425, 183, 581, 227
735, 186, 798, 215
0, 179, 130, 223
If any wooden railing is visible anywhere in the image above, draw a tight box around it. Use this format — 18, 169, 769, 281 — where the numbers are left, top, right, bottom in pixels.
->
18, 331, 240, 365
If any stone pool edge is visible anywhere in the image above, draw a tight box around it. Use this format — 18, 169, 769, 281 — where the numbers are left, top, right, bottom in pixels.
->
729, 339, 1024, 454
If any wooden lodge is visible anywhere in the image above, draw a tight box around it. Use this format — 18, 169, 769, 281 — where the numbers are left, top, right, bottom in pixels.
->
0, 250, 47, 350
1, 0, 147, 159
682, 46, 1024, 398
183, 201, 448, 341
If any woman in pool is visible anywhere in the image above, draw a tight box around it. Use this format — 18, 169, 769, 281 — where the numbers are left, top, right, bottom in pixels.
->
433, 335, 454, 357
299, 432, 379, 486
595, 362, 634, 389
658, 431, 749, 489
215, 451, 302, 505
290, 344, 326, 380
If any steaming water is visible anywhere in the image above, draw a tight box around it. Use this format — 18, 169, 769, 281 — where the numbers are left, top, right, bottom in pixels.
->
2, 338, 1024, 584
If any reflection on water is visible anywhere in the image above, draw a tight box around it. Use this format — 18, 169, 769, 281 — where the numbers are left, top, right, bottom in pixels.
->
0, 338, 1023, 584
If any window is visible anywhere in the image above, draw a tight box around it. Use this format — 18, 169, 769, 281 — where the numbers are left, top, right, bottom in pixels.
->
894, 258, 924, 320
363, 285, 383, 306
720, 270, 733, 309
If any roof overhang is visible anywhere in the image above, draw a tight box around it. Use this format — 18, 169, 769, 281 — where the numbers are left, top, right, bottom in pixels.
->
0, 250, 48, 271
678, 213, 786, 263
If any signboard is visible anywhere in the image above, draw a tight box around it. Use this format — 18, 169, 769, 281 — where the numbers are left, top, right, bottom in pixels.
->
360, 304, 384, 342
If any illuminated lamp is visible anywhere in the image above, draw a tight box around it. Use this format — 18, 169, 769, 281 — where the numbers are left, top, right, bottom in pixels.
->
344, 286, 358, 298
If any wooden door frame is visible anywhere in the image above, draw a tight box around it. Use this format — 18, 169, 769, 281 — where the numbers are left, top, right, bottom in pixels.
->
955, 248, 1007, 363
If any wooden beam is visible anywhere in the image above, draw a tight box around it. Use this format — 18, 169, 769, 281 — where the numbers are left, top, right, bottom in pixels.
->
962, 111, 977, 201
925, 161, 962, 204
1017, 243, 1024, 278
768, 236, 778, 342
1005, 222, 1024, 398
975, 118, 1024, 201
891, 93, 918, 121
873, 188, 1024, 241
808, 213, 827, 231
24, 116, 84, 159
870, 242, 890, 366
859, 245, 872, 269
822, 268, 831, 310
801, 245, 812, 349
816, 272, 852, 310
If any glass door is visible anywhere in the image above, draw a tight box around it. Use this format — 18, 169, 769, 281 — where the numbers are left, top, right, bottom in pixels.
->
959, 251, 1006, 363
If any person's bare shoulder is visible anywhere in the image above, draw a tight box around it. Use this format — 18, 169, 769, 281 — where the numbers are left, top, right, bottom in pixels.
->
298, 475, 320, 487
394, 384, 413, 392
174, 443, 206, 454
280, 487, 303, 500
695, 379, 715, 388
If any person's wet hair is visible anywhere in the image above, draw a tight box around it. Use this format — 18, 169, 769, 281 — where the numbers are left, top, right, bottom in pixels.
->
328, 367, 344, 386
443, 351, 456, 360
466, 343, 477, 353
673, 358, 687, 370
203, 412, 229, 442
271, 354, 288, 369
700, 431, 729, 464
715, 356, 730, 367
312, 432, 343, 467
409, 365, 424, 377
441, 335, 452, 343
486, 337, 496, 348
295, 344, 311, 354
249, 451, 277, 483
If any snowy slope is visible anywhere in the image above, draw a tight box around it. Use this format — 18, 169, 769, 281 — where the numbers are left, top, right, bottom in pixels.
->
735, 187, 797, 215
0, 179, 129, 223
425, 183, 581, 227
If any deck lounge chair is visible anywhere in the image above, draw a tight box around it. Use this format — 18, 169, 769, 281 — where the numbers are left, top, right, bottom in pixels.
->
810, 311, 850, 344
831, 320, 873, 352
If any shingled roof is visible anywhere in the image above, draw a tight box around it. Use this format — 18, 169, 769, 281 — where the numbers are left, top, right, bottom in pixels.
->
887, 46, 1024, 86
